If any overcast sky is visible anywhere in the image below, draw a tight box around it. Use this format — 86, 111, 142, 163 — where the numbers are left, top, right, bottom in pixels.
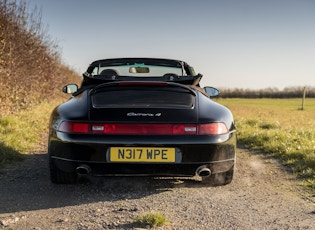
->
26, 0, 315, 89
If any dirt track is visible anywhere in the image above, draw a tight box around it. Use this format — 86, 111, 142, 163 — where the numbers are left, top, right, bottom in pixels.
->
0, 148, 314, 229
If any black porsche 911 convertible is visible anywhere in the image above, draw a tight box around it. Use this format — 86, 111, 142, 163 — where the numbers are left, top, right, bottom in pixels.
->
48, 58, 236, 185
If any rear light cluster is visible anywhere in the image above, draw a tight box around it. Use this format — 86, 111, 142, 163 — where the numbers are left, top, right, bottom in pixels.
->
58, 122, 228, 135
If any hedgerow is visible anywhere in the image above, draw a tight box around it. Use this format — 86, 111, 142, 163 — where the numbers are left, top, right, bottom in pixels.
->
0, 0, 81, 115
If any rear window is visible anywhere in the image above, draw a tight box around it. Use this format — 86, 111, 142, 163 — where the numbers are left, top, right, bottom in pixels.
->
91, 86, 195, 109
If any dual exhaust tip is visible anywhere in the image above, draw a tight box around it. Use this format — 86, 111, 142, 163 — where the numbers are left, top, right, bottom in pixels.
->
76, 164, 212, 177
76, 164, 91, 175
196, 166, 211, 177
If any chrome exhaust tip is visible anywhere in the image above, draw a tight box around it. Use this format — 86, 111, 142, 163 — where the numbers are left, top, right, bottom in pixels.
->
76, 164, 91, 175
197, 166, 211, 177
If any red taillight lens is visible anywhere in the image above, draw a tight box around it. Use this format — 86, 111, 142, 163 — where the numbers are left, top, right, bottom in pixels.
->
198, 123, 228, 135
173, 125, 197, 135
91, 124, 197, 135
59, 122, 89, 133
72, 123, 89, 133
58, 122, 228, 135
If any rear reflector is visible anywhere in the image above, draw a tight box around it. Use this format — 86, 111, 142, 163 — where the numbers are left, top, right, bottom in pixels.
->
92, 124, 197, 135
58, 122, 228, 135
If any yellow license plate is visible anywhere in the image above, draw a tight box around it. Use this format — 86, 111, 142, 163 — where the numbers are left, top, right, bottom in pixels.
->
109, 147, 175, 162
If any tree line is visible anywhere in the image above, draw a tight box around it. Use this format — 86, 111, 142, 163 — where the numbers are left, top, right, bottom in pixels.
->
219, 86, 315, 98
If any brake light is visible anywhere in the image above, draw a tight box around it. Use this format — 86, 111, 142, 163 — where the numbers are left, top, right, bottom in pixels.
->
58, 122, 228, 135
59, 122, 89, 133
198, 123, 228, 135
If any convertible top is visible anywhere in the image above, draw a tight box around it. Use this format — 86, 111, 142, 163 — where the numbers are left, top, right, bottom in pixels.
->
84, 58, 195, 74
81, 58, 203, 86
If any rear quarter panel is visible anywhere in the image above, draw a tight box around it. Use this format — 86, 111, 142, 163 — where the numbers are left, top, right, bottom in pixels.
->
51, 91, 89, 120
197, 91, 235, 131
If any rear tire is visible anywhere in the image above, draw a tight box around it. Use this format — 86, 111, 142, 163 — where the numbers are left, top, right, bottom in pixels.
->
49, 158, 77, 184
202, 165, 234, 186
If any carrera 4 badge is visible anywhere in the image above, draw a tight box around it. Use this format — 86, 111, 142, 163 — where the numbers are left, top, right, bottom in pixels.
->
127, 112, 162, 117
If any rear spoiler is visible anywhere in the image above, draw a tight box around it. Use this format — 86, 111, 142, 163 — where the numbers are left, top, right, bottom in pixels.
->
90, 81, 197, 96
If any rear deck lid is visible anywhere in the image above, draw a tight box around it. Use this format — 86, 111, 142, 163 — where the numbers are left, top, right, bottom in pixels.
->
89, 82, 198, 123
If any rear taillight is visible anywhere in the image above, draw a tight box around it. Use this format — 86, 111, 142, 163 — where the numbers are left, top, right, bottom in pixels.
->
91, 124, 197, 135
58, 122, 228, 135
198, 123, 228, 135
59, 122, 89, 133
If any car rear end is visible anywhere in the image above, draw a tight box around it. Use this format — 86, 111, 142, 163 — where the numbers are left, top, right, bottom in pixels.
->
49, 81, 236, 184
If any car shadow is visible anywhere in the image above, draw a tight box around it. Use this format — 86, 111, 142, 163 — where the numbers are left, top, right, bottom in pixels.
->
0, 153, 213, 214
0, 141, 25, 165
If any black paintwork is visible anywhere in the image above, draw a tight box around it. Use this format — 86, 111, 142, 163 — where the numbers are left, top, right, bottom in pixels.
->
48, 58, 236, 183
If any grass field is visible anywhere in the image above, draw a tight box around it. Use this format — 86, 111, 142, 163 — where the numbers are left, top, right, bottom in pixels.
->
0, 98, 314, 193
217, 98, 315, 192
0, 100, 59, 165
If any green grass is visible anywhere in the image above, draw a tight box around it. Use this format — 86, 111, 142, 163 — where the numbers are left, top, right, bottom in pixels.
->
217, 98, 315, 193
0, 100, 59, 167
134, 212, 167, 228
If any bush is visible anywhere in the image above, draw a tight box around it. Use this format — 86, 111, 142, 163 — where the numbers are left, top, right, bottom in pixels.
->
0, 0, 81, 115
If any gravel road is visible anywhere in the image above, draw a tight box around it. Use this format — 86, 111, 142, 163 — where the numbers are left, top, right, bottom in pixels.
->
0, 148, 314, 229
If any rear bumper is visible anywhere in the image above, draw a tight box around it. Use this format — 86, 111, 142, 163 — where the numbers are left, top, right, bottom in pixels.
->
49, 131, 236, 176
51, 157, 235, 177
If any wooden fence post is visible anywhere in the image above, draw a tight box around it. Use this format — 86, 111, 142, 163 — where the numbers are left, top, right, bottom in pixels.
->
301, 87, 306, 110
